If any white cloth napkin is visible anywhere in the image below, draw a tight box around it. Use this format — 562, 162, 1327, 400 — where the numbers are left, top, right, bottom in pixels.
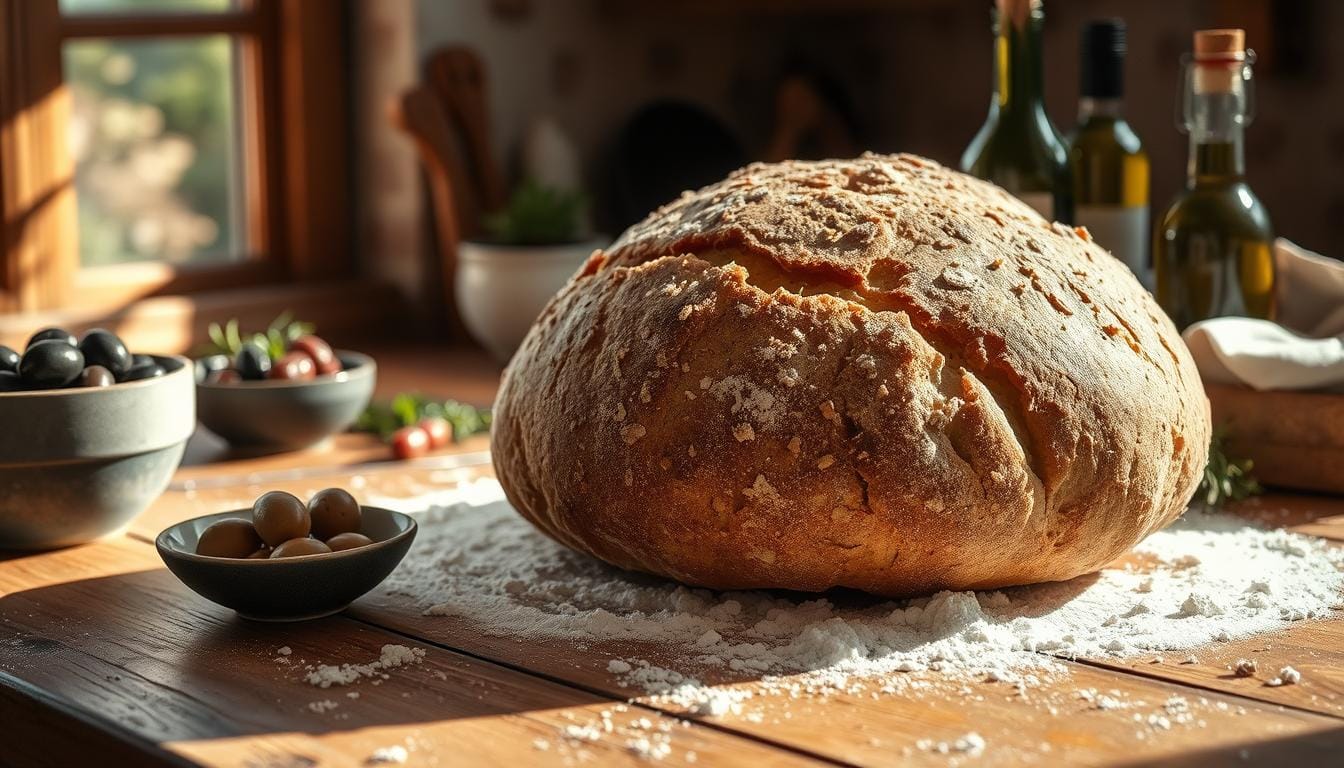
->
1183, 239, 1344, 392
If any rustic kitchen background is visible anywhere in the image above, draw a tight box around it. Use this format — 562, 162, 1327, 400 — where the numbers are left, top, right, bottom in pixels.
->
355, 0, 1333, 318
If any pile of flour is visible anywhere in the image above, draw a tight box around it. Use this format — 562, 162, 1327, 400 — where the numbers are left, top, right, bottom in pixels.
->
376, 479, 1342, 704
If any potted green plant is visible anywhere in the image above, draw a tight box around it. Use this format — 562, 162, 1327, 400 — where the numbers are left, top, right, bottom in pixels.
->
456, 180, 604, 361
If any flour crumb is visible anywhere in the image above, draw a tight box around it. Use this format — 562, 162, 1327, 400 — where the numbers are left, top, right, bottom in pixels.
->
918, 732, 985, 757
307, 699, 339, 714
1177, 593, 1226, 618
1234, 658, 1258, 677
277, 646, 292, 656
1267, 666, 1301, 687
365, 745, 409, 764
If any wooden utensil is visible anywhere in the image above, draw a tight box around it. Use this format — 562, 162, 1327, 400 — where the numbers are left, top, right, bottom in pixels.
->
388, 84, 478, 241
428, 48, 508, 215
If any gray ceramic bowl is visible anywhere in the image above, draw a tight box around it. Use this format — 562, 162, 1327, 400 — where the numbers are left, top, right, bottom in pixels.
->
156, 506, 416, 621
195, 351, 376, 452
0, 354, 194, 550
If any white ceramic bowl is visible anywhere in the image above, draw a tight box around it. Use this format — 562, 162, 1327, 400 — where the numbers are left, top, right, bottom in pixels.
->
455, 238, 604, 361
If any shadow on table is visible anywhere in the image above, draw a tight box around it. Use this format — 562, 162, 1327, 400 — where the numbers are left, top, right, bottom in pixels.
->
1115, 724, 1344, 767
0, 566, 609, 748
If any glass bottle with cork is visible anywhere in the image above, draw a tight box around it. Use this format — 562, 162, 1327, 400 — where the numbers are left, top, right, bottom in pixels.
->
1068, 19, 1150, 288
962, 0, 1073, 223
1155, 28, 1274, 330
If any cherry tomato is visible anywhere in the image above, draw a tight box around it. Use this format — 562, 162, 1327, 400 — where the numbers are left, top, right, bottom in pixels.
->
268, 351, 316, 381
391, 426, 430, 460
290, 335, 341, 375
418, 417, 452, 449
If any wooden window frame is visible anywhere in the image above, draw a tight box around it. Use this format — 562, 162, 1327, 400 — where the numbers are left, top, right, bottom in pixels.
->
0, 0, 350, 315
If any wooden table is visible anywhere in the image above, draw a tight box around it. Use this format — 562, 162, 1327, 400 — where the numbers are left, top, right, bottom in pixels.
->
3, 346, 1344, 767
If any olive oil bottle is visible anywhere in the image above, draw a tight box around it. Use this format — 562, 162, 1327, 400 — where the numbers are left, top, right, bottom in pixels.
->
1155, 29, 1274, 329
962, 0, 1073, 223
1068, 20, 1151, 287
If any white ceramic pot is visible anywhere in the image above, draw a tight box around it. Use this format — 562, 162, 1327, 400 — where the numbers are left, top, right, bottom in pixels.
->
455, 238, 604, 362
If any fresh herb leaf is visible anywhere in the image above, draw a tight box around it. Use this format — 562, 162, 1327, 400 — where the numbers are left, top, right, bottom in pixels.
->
195, 313, 317, 361
354, 394, 492, 442
1199, 428, 1262, 509
483, 179, 586, 246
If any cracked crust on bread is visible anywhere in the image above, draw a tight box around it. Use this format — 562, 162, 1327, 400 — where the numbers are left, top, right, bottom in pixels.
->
491, 153, 1211, 597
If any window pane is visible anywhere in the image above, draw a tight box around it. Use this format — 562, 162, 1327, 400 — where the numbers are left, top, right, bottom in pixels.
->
64, 36, 244, 267
60, 0, 233, 14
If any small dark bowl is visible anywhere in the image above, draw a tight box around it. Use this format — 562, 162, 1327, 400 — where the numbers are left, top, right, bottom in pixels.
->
0, 354, 194, 550
195, 350, 376, 451
156, 506, 416, 621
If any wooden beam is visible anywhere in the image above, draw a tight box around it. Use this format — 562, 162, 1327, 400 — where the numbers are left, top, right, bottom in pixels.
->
60, 9, 261, 39
276, 0, 352, 281
0, 0, 76, 312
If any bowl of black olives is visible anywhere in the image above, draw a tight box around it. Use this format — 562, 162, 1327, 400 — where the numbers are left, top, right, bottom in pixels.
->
0, 327, 194, 549
194, 332, 376, 452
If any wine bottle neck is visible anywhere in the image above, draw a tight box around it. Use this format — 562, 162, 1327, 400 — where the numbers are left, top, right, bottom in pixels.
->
1078, 97, 1123, 121
991, 5, 1046, 120
1188, 92, 1246, 182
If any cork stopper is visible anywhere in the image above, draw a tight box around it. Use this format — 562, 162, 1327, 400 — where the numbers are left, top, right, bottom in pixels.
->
1192, 28, 1246, 94
1194, 29, 1246, 61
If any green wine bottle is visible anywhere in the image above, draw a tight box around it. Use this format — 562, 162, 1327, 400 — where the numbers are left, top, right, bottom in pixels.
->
1155, 29, 1275, 330
962, 0, 1073, 223
1068, 19, 1151, 287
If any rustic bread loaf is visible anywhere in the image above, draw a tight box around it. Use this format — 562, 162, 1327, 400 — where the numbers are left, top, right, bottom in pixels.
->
491, 154, 1210, 597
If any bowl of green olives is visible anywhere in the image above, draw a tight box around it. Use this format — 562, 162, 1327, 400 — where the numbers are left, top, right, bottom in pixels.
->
155, 488, 416, 621
194, 332, 377, 452
0, 327, 194, 549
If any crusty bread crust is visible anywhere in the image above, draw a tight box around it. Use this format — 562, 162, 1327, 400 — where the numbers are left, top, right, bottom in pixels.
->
491, 153, 1210, 597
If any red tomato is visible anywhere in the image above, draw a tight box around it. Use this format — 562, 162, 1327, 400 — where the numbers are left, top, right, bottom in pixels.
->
268, 351, 316, 381
418, 417, 452, 449
290, 335, 341, 375
391, 426, 430, 460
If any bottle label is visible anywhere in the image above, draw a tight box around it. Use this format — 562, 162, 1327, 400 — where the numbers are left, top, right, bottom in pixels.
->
1016, 192, 1054, 220
1076, 204, 1151, 289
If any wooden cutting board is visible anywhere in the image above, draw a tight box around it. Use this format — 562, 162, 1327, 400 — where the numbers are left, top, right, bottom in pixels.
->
1207, 382, 1344, 494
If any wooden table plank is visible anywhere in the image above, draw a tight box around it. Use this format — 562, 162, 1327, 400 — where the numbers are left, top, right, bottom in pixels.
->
1229, 493, 1344, 543
0, 538, 826, 767
120, 460, 1344, 761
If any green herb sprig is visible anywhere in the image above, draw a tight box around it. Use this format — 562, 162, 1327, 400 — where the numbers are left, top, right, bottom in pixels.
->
1198, 428, 1262, 509
355, 393, 492, 442
483, 179, 586, 246
200, 312, 315, 362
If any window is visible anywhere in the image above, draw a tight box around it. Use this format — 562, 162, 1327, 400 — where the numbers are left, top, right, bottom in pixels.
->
0, 0, 349, 314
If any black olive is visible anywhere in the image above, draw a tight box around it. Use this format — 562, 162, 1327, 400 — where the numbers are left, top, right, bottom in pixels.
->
0, 345, 18, 373
195, 354, 232, 384
27, 327, 77, 349
19, 341, 84, 388
78, 329, 131, 378
235, 343, 272, 381
0, 371, 23, 391
122, 361, 165, 382
131, 353, 155, 368
80, 365, 115, 388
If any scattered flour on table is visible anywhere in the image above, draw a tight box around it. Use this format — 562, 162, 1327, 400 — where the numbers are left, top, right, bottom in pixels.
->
305, 644, 426, 688
370, 478, 1342, 757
